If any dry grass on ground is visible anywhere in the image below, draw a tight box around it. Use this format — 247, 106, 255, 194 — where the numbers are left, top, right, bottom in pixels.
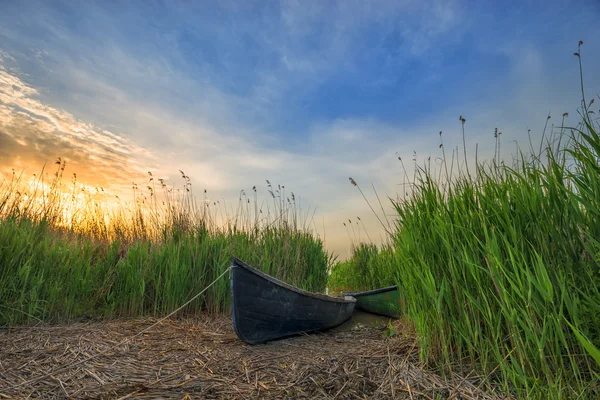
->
0, 314, 506, 399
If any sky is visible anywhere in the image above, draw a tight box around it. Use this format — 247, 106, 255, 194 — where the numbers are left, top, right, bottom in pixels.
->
1, 0, 599, 258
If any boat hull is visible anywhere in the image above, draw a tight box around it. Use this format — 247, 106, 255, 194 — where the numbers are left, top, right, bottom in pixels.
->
230, 257, 356, 344
344, 286, 401, 318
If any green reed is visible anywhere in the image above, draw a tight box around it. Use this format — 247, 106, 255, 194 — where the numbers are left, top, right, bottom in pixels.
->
0, 168, 333, 326
328, 243, 396, 294
330, 42, 600, 398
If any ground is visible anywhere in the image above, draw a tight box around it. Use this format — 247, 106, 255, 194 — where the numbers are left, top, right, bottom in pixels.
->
0, 312, 503, 399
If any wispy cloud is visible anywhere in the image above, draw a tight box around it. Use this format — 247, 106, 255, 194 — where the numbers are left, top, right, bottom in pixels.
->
0, 67, 153, 190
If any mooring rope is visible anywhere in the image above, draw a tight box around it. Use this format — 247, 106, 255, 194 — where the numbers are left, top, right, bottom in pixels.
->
7, 266, 232, 392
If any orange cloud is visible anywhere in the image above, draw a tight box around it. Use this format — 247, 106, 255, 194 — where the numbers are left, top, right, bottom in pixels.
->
0, 67, 155, 196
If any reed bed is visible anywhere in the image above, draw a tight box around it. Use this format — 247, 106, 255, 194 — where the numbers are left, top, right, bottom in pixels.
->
0, 167, 332, 326
329, 44, 600, 398
328, 243, 396, 294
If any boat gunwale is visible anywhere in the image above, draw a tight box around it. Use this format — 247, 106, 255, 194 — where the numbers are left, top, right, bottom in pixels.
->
231, 257, 356, 304
343, 285, 398, 297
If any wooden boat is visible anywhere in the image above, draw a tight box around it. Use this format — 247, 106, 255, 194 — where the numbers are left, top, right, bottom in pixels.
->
230, 257, 356, 344
343, 286, 401, 318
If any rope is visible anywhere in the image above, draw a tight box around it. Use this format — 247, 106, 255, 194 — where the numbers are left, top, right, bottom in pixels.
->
8, 266, 232, 391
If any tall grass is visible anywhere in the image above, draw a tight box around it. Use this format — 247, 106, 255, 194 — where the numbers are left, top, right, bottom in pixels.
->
390, 127, 600, 397
0, 165, 333, 326
331, 44, 600, 397
328, 243, 396, 294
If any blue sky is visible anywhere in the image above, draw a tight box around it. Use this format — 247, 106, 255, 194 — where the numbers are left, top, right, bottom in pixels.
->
1, 0, 599, 256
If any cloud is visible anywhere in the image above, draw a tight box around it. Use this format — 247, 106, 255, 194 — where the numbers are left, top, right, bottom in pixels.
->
0, 67, 154, 190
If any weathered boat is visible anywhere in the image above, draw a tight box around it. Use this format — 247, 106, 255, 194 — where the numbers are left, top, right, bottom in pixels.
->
343, 286, 401, 318
230, 257, 356, 344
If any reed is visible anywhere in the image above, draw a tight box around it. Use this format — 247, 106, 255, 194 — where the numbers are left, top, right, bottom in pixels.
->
0, 168, 333, 325
330, 43, 600, 398
328, 243, 396, 294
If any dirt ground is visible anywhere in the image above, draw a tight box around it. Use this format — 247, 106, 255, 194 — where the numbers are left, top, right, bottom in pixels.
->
0, 312, 505, 399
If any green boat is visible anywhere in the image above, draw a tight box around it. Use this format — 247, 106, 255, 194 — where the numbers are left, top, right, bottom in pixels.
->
344, 286, 401, 318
